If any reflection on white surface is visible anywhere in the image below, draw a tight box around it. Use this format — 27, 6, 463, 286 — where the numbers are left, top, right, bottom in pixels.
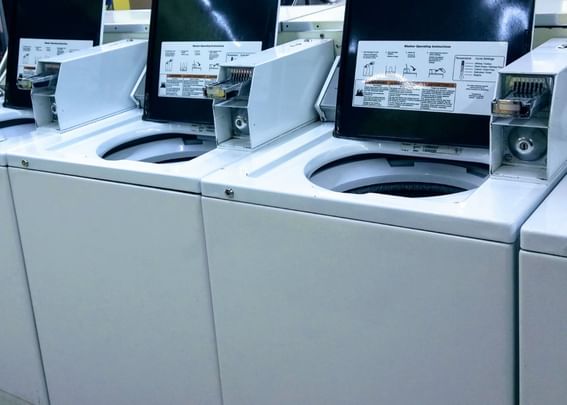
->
500, 5, 531, 39
198, 0, 236, 42
536, 0, 567, 13
104, 9, 151, 25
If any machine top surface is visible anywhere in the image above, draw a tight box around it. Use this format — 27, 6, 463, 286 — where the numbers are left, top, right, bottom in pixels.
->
201, 123, 550, 244
0, 122, 35, 165
6, 109, 247, 194
143, 0, 279, 125
0, 106, 36, 164
4, 0, 104, 109
499, 37, 567, 73
0, 104, 34, 121
335, 0, 536, 148
521, 175, 567, 257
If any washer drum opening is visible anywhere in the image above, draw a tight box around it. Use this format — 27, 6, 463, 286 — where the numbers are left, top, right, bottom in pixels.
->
309, 154, 489, 198
0, 118, 36, 128
101, 134, 216, 164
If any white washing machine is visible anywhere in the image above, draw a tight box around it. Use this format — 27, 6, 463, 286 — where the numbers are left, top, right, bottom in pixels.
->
6, 0, 333, 401
8, 116, 246, 405
7, 36, 333, 403
520, 176, 567, 405
198, 2, 567, 404
201, 127, 556, 405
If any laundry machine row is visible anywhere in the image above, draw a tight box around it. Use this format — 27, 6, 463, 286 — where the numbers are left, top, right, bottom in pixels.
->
4, 1, 567, 405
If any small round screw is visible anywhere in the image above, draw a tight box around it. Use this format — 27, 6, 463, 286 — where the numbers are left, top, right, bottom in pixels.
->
224, 188, 234, 198
21, 160, 30, 168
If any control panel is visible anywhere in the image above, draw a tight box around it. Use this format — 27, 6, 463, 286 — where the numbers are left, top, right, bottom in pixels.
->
490, 38, 567, 182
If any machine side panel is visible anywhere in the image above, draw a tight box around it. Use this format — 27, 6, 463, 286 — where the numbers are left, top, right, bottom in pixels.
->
520, 251, 567, 405
202, 197, 516, 405
0, 168, 48, 405
10, 168, 221, 405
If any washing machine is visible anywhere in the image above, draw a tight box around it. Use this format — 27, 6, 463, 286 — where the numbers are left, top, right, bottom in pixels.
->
199, 2, 567, 405
0, 1, 105, 404
200, 120, 552, 405
520, 171, 567, 403
7, 2, 337, 404
8, 118, 247, 405
8, 38, 332, 405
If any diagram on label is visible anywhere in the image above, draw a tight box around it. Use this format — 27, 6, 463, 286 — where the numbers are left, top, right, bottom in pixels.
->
452, 55, 505, 82
158, 41, 262, 99
17, 38, 93, 81
403, 64, 418, 77
165, 59, 174, 72
352, 40, 508, 116
428, 67, 446, 78
385, 65, 397, 76
363, 62, 375, 77
226, 52, 247, 62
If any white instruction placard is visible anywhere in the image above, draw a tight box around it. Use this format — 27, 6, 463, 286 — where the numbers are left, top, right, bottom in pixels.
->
17, 38, 94, 80
158, 41, 262, 99
352, 41, 508, 116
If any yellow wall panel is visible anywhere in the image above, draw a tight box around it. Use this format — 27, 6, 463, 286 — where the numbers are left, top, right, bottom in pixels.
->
113, 0, 130, 10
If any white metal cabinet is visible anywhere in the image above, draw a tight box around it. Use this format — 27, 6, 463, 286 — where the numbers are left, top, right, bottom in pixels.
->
10, 168, 221, 405
0, 168, 49, 405
203, 197, 516, 405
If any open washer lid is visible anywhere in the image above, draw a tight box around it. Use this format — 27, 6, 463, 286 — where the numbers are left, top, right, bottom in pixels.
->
142, 0, 279, 126
335, 0, 536, 148
4, 0, 104, 109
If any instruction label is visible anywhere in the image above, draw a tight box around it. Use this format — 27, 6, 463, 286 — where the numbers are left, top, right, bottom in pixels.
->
158, 41, 262, 99
401, 143, 463, 156
352, 41, 508, 116
17, 38, 94, 80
